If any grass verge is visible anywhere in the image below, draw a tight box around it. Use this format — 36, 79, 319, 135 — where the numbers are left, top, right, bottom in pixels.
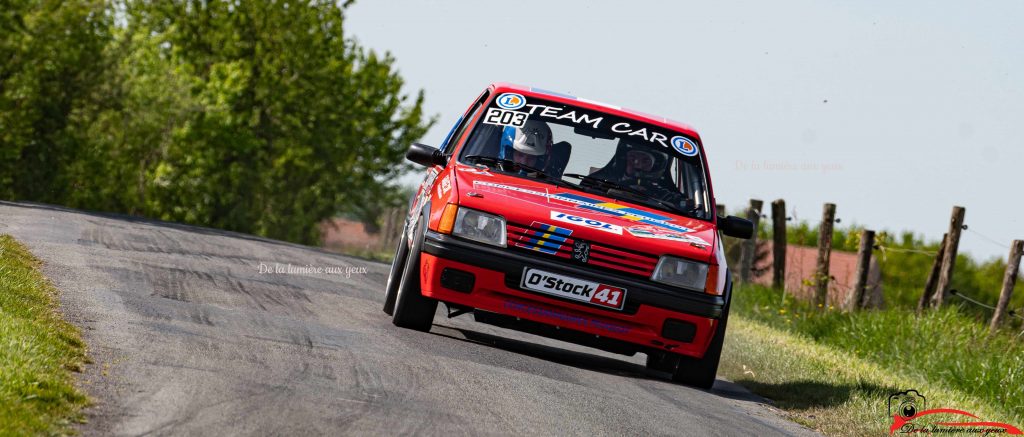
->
331, 246, 394, 264
0, 234, 89, 435
719, 284, 1022, 436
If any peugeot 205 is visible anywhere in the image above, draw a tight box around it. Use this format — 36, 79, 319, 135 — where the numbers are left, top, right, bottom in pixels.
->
382, 83, 753, 389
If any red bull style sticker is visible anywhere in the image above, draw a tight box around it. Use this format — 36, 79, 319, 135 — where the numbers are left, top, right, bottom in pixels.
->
496, 93, 527, 110
472, 181, 694, 234
671, 136, 699, 157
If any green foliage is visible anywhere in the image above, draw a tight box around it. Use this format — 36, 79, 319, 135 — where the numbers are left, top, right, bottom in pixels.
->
0, 0, 111, 201
870, 231, 1022, 314
345, 185, 415, 234
721, 312, 1020, 436
767, 220, 864, 253
732, 284, 1024, 422
3, 0, 433, 245
0, 235, 89, 435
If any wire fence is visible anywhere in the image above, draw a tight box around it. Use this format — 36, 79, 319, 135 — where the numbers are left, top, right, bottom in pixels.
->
871, 223, 1009, 259
948, 289, 1024, 338
741, 203, 1022, 336
874, 245, 937, 260
949, 289, 1024, 321
966, 226, 1011, 250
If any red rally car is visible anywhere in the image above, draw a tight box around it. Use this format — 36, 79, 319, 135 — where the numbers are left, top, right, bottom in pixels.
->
382, 83, 753, 389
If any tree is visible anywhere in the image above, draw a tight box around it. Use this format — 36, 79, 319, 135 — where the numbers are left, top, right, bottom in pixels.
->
22, 0, 435, 246
0, 0, 111, 201
126, 0, 432, 245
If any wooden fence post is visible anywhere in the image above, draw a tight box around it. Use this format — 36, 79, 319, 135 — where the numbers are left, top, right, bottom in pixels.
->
771, 199, 787, 290
379, 208, 403, 251
918, 233, 947, 313
847, 229, 875, 311
738, 199, 763, 283
814, 203, 836, 308
932, 206, 965, 307
990, 240, 1024, 332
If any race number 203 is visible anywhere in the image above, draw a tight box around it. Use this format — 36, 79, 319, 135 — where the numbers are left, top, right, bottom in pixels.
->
482, 108, 528, 128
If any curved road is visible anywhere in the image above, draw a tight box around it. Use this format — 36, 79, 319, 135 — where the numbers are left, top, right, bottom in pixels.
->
0, 201, 818, 436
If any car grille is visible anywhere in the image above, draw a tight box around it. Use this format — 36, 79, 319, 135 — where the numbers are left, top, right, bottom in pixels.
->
506, 221, 659, 278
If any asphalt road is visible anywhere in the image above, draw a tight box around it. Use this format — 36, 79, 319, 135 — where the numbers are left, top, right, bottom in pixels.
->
0, 201, 819, 436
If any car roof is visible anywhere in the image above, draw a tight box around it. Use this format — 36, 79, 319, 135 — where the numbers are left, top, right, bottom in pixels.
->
488, 82, 702, 142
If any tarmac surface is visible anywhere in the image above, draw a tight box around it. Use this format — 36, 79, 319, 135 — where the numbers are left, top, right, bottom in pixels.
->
0, 201, 820, 436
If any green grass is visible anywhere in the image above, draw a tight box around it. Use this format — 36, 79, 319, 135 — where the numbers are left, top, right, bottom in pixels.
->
332, 246, 394, 264
720, 284, 1023, 436
0, 235, 89, 435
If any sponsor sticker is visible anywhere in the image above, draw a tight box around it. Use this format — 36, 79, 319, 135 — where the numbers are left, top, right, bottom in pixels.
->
610, 122, 670, 148
496, 95, 695, 156
496, 93, 527, 110
458, 164, 492, 176
471, 181, 694, 234
550, 211, 622, 235
627, 225, 710, 248
523, 104, 604, 130
513, 221, 573, 255
436, 173, 452, 199
671, 136, 699, 157
482, 107, 529, 128
520, 267, 627, 310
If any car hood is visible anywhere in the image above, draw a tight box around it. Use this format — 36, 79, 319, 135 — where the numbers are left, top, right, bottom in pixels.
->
452, 164, 717, 263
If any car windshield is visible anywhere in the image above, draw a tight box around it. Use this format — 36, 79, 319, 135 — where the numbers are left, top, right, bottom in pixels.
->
457, 94, 712, 221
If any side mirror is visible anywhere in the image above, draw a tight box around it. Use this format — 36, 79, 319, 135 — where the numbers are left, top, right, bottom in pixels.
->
406, 143, 447, 167
720, 215, 754, 239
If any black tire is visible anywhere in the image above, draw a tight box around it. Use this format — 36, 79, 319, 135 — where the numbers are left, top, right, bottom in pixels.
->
391, 216, 438, 331
382, 226, 409, 315
670, 305, 729, 390
645, 351, 680, 374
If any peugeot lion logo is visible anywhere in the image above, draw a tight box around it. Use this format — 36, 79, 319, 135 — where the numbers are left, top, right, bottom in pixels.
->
572, 240, 590, 264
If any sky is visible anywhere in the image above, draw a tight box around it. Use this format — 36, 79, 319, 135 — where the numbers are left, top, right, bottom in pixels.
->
345, 0, 1023, 262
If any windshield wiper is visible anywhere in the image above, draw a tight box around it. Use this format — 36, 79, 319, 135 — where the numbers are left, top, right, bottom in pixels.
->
463, 155, 579, 189
562, 173, 686, 214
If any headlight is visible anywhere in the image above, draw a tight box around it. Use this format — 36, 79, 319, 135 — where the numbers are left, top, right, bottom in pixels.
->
452, 207, 506, 247
651, 256, 708, 291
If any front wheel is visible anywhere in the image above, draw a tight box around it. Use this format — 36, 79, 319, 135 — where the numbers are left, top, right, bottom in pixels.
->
669, 307, 729, 390
645, 351, 680, 374
391, 217, 438, 331
382, 225, 409, 315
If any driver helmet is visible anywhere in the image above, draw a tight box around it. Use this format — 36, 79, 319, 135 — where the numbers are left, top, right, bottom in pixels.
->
512, 119, 551, 156
508, 120, 552, 167
624, 147, 668, 180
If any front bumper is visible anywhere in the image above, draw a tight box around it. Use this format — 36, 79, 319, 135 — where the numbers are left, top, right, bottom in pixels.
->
420, 231, 725, 358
